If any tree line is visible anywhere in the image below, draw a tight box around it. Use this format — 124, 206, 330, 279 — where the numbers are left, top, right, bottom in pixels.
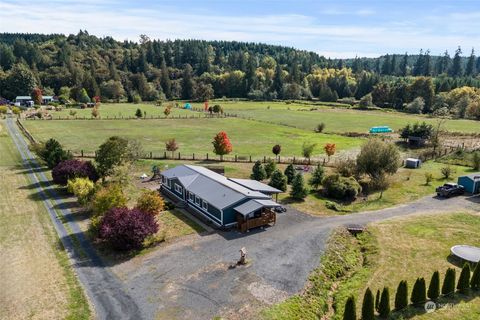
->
1, 31, 479, 119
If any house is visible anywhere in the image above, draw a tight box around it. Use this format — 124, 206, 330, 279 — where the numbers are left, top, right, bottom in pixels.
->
160, 165, 282, 229
458, 173, 480, 194
15, 96, 34, 107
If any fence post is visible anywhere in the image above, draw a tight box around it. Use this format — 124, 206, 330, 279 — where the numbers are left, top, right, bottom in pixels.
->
81, 150, 84, 157
249, 155, 252, 163
150, 152, 152, 159
178, 152, 181, 160
263, 156, 266, 163
164, 151, 167, 159
293, 156, 296, 164
206, 153, 209, 160
193, 153, 195, 160
235, 155, 237, 162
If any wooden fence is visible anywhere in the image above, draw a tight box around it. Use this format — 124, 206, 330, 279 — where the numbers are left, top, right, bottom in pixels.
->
23, 112, 237, 121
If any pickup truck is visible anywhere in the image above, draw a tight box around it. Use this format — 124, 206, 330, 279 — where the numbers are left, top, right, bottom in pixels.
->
436, 183, 465, 198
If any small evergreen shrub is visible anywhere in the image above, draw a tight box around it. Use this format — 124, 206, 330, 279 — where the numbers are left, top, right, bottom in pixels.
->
269, 169, 287, 192
343, 296, 356, 320
457, 263, 471, 294
361, 288, 375, 320
395, 280, 408, 310
264, 159, 277, 178
290, 173, 308, 200
284, 163, 295, 184
251, 160, 266, 181
442, 268, 456, 296
471, 263, 480, 291
378, 287, 391, 318
411, 277, 426, 306
427, 271, 440, 301
322, 174, 362, 200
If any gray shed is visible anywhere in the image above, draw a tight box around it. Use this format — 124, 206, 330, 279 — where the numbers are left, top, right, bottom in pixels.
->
405, 158, 422, 169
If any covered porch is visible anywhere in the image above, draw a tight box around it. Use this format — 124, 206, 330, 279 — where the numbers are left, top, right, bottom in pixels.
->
234, 199, 279, 233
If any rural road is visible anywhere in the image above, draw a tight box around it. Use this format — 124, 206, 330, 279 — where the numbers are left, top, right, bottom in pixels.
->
6, 117, 479, 320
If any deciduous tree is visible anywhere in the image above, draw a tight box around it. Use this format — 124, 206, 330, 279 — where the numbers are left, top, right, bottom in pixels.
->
212, 131, 232, 161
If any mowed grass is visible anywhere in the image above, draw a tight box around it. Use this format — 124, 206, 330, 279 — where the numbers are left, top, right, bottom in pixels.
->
22, 117, 363, 158
334, 212, 480, 320
0, 122, 91, 319
157, 209, 205, 241
280, 161, 474, 215
187, 100, 480, 134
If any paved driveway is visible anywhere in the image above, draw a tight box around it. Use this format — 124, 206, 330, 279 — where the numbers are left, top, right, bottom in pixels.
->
113, 194, 479, 319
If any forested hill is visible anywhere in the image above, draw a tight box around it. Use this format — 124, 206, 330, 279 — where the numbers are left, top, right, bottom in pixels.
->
0, 31, 479, 119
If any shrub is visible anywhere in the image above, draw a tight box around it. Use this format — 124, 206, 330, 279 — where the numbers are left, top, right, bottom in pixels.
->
315, 123, 326, 133
98, 207, 158, 251
424, 172, 434, 185
269, 169, 287, 192
35, 138, 71, 169
284, 163, 295, 184
67, 178, 95, 205
356, 139, 400, 180
290, 173, 308, 200
375, 289, 381, 312
308, 165, 325, 190
361, 288, 375, 320
395, 280, 408, 310
322, 174, 362, 200
92, 184, 127, 217
0, 106, 7, 114
473, 152, 480, 171
471, 263, 480, 290
428, 271, 440, 301
302, 142, 316, 159
440, 166, 455, 179
135, 108, 142, 118
405, 97, 425, 114
52, 159, 99, 185
442, 268, 456, 296
410, 277, 426, 306
264, 159, 277, 179
457, 263, 471, 294
135, 190, 165, 215
378, 287, 391, 318
358, 93, 373, 109
343, 296, 356, 320
12, 106, 21, 115
272, 144, 281, 157
336, 158, 357, 177
69, 109, 77, 117
251, 161, 266, 181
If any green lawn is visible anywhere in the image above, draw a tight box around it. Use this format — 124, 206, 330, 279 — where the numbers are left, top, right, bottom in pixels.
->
22, 117, 363, 158
187, 100, 480, 134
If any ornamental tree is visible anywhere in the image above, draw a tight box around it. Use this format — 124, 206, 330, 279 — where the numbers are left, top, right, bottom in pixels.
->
37, 138, 71, 169
67, 177, 95, 205
212, 131, 232, 161
95, 136, 131, 178
308, 165, 325, 190
457, 263, 471, 294
31, 87, 42, 105
165, 138, 178, 158
135, 190, 165, 215
442, 268, 456, 296
272, 144, 281, 159
92, 184, 127, 218
135, 108, 142, 118
251, 161, 266, 181
361, 288, 375, 320
394, 280, 408, 310
269, 169, 287, 192
378, 287, 391, 318
411, 277, 426, 306
98, 207, 158, 251
290, 173, 308, 200
52, 159, 99, 185
343, 296, 356, 320
428, 271, 440, 301
324, 143, 336, 162
264, 159, 276, 179
284, 164, 296, 184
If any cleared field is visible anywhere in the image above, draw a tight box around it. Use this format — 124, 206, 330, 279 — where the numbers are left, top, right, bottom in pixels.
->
0, 122, 90, 319
188, 100, 480, 134
335, 212, 480, 319
22, 117, 363, 158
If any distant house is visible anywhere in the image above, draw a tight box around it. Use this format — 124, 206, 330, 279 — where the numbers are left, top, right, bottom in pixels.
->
14, 95, 57, 107
160, 165, 282, 228
458, 173, 480, 194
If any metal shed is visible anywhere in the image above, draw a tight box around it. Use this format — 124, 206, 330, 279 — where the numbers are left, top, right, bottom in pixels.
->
457, 173, 480, 194
405, 158, 422, 169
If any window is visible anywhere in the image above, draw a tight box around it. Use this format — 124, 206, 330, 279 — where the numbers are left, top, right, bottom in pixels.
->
202, 200, 208, 211
174, 184, 182, 194
195, 196, 201, 205
165, 178, 171, 188
188, 192, 194, 201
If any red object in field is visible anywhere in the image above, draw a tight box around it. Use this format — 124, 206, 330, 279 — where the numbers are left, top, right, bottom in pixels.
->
204, 101, 209, 111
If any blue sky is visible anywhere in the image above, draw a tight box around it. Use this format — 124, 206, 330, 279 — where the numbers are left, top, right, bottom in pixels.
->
1, 0, 479, 58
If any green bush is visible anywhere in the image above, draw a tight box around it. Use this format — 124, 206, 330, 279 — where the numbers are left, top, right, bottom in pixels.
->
67, 178, 95, 205
442, 268, 456, 296
410, 277, 426, 306
322, 174, 362, 200
471, 263, 480, 290
308, 165, 325, 190
395, 280, 408, 310
135, 189, 165, 215
290, 173, 308, 200
457, 263, 471, 294
428, 271, 440, 301
32, 138, 71, 169
251, 160, 266, 181
92, 184, 127, 217
343, 296, 356, 320
284, 163, 295, 184
269, 169, 287, 192
361, 288, 375, 320
264, 159, 277, 179
378, 287, 391, 318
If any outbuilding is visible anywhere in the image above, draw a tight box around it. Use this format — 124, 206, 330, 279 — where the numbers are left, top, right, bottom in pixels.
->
404, 158, 422, 169
457, 173, 480, 194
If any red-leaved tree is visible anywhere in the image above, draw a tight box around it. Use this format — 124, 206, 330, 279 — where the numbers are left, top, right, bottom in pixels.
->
98, 207, 158, 251
212, 131, 233, 161
324, 143, 336, 162
52, 159, 99, 185
165, 138, 178, 158
31, 88, 42, 105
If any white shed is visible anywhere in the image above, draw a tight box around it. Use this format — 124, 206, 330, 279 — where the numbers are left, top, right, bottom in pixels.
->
405, 158, 422, 169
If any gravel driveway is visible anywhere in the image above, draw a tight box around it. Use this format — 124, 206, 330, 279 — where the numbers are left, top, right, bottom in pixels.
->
112, 193, 479, 319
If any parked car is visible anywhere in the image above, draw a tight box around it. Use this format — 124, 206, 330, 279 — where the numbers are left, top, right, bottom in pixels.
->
274, 206, 287, 213
436, 183, 465, 198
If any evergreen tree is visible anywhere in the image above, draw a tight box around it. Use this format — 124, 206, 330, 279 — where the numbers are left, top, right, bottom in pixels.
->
160, 59, 172, 99
343, 296, 357, 320
442, 268, 456, 296
250, 161, 266, 181
411, 277, 426, 306
272, 63, 284, 98
290, 173, 308, 200
466, 48, 476, 76
264, 159, 276, 179
181, 63, 195, 99
450, 46, 463, 77
284, 164, 296, 184
457, 263, 471, 294
308, 165, 324, 190
381, 54, 391, 75
378, 287, 391, 318
361, 288, 375, 320
135, 108, 142, 118
395, 280, 408, 310
269, 169, 287, 192
471, 263, 480, 291
400, 52, 408, 76
427, 271, 440, 301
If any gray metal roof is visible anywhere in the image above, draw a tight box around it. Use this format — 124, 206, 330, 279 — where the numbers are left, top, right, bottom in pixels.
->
15, 96, 32, 100
461, 173, 480, 181
233, 199, 279, 216
161, 165, 270, 209
229, 178, 282, 194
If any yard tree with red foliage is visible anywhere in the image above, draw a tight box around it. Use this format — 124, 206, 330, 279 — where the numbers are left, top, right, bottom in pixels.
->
324, 143, 336, 162
165, 138, 179, 158
52, 159, 99, 185
98, 207, 158, 251
31, 87, 42, 105
212, 131, 233, 161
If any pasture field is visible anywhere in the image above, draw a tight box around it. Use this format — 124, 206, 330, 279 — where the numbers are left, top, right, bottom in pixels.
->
187, 100, 480, 134
22, 117, 363, 158
0, 122, 90, 320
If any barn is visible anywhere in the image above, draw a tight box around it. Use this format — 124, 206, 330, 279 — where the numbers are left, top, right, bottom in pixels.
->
160, 165, 282, 228
457, 173, 480, 194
